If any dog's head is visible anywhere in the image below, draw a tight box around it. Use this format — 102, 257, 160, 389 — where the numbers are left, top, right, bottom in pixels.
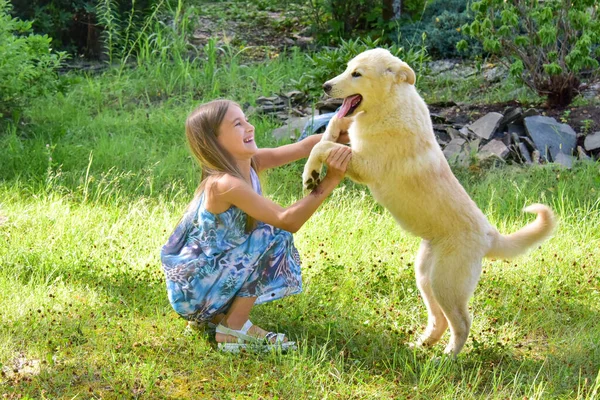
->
323, 48, 416, 118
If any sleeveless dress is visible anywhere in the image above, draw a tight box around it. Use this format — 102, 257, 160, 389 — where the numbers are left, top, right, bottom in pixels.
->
160, 169, 302, 322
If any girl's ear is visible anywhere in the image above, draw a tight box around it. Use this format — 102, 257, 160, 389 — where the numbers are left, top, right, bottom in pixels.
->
387, 60, 416, 85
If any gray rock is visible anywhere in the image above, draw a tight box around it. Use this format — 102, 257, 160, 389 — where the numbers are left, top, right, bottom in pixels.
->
466, 112, 503, 140
479, 139, 510, 159
272, 116, 314, 140
508, 123, 525, 138
446, 127, 462, 140
523, 115, 577, 161
584, 131, 600, 151
427, 60, 456, 74
499, 108, 523, 131
553, 152, 575, 169
518, 142, 533, 164
532, 149, 541, 164
577, 146, 591, 160
443, 138, 468, 165
483, 65, 507, 83
523, 108, 540, 118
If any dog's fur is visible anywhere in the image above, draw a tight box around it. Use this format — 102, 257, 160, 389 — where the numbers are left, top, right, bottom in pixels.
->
303, 48, 556, 356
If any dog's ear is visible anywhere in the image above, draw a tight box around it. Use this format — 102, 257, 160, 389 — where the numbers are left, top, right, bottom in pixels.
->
387, 60, 416, 85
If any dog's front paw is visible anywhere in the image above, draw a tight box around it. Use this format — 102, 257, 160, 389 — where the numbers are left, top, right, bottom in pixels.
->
303, 169, 322, 191
302, 159, 323, 191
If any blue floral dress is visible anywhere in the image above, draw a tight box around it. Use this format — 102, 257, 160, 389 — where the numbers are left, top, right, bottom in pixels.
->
161, 169, 302, 322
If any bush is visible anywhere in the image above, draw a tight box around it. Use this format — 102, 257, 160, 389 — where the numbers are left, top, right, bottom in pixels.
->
396, 0, 481, 59
303, 0, 427, 44
0, 0, 67, 122
9, 0, 167, 58
458, 0, 600, 107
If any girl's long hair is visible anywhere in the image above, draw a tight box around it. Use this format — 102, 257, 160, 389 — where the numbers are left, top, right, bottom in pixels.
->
185, 99, 258, 232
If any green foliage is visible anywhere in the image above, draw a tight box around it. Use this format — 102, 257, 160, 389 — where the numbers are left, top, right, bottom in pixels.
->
0, 0, 67, 122
294, 36, 430, 96
302, 0, 427, 44
396, 0, 481, 59
9, 0, 169, 57
458, 0, 600, 107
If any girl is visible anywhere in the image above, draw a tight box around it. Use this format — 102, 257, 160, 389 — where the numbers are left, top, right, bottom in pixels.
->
161, 99, 351, 352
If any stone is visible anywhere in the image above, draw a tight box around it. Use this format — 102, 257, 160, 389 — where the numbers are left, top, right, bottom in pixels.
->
446, 127, 462, 140
483, 65, 507, 83
584, 131, 600, 151
508, 123, 525, 138
478, 139, 510, 160
443, 138, 468, 165
577, 146, 591, 160
518, 142, 533, 164
532, 150, 541, 164
272, 116, 314, 140
553, 152, 575, 169
499, 108, 523, 131
523, 115, 577, 161
465, 112, 503, 141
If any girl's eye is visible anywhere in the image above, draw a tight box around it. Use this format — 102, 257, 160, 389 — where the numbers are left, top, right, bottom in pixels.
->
351, 71, 361, 78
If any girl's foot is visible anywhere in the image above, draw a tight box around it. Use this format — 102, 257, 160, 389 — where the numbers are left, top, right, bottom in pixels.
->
215, 320, 289, 344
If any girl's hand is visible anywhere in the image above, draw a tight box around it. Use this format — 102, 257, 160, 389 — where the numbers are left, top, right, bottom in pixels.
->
324, 146, 352, 182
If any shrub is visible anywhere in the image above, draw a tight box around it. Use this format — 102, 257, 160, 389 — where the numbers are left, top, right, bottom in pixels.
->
9, 0, 166, 58
0, 0, 67, 122
458, 0, 600, 107
396, 0, 481, 59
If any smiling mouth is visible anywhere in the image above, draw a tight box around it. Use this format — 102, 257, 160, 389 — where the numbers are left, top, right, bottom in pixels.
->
337, 94, 362, 118
243, 137, 254, 143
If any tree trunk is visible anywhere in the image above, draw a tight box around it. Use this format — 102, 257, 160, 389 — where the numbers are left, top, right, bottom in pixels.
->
383, 0, 402, 21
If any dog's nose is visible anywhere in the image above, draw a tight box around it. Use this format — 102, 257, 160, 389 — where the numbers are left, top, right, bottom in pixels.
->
322, 82, 332, 94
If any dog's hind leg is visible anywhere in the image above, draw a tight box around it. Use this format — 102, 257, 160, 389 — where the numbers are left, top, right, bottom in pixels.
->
413, 240, 448, 347
429, 248, 483, 356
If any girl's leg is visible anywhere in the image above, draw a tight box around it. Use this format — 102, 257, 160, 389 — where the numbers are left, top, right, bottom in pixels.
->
216, 296, 288, 344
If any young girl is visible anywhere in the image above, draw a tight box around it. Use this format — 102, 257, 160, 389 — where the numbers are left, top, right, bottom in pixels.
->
161, 99, 351, 352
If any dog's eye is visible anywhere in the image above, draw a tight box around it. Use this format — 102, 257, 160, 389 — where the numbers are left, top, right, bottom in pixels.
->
351, 71, 362, 78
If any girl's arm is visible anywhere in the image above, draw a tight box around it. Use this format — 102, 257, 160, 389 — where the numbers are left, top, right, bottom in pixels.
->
212, 146, 351, 233
254, 134, 322, 172
254, 117, 352, 172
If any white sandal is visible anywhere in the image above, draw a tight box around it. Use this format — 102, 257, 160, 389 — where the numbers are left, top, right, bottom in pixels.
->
215, 320, 297, 353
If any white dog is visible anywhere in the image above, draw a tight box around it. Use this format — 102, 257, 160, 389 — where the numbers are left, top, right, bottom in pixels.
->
303, 48, 556, 356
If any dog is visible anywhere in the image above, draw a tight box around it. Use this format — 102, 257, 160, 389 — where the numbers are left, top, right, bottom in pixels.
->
302, 48, 556, 356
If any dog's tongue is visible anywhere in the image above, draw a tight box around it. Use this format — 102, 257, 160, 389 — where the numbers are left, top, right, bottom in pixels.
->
337, 95, 361, 118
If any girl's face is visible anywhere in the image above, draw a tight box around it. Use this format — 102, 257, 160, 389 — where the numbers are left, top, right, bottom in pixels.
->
217, 105, 257, 161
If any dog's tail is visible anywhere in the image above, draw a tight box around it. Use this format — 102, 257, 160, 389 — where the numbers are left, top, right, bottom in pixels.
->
485, 204, 556, 260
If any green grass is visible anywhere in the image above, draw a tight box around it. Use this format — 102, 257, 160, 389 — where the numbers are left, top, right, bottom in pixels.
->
2, 26, 600, 399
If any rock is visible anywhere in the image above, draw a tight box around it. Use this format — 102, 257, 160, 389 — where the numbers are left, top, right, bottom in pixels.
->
483, 65, 507, 83
478, 139, 510, 160
446, 127, 462, 140
523, 108, 540, 118
584, 131, 600, 151
553, 152, 575, 169
498, 108, 523, 131
523, 115, 577, 161
577, 146, 591, 160
532, 150, 541, 164
465, 112, 503, 140
507, 122, 525, 138
272, 116, 314, 140
316, 97, 343, 113
427, 60, 456, 74
442, 138, 468, 166
518, 142, 533, 164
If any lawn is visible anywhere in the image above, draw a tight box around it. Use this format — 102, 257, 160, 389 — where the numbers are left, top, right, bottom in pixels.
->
1, 44, 600, 400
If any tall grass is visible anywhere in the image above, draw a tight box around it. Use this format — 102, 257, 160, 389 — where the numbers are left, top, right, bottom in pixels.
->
1, 5, 600, 398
